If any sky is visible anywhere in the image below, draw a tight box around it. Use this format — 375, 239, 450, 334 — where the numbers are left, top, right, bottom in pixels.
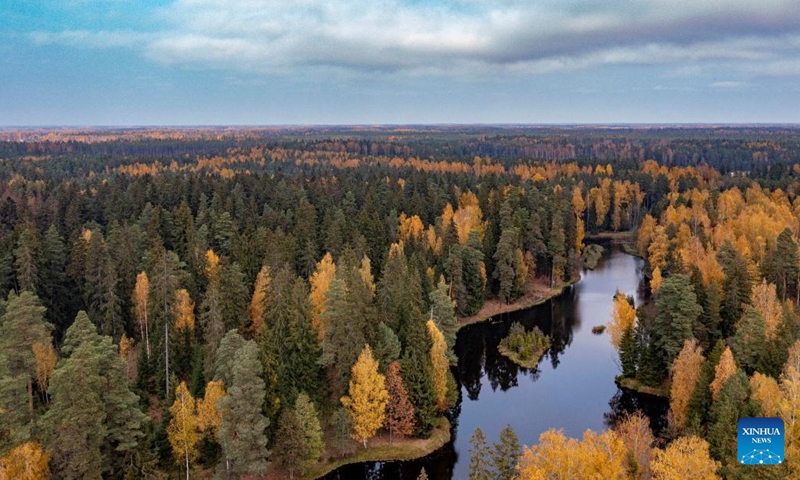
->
2, 0, 800, 125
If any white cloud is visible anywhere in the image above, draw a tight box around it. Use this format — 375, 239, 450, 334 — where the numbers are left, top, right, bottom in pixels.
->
710, 81, 749, 88
28, 0, 800, 77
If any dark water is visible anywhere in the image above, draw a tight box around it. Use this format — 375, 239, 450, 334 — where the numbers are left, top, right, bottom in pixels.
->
323, 243, 668, 480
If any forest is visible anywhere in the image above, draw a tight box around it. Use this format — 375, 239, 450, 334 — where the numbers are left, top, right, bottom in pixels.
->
0, 126, 799, 479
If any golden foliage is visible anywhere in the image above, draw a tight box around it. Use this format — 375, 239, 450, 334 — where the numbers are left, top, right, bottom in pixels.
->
752, 279, 782, 340
173, 289, 195, 334
359, 255, 376, 295
204, 249, 220, 281
248, 265, 271, 334
427, 320, 449, 412
309, 252, 336, 339
516, 429, 627, 480
750, 372, 781, 417
607, 292, 636, 349
341, 345, 388, 448
167, 382, 200, 468
670, 339, 705, 432
710, 347, 736, 400
452, 192, 486, 244
0, 441, 50, 480
132, 271, 150, 358
398, 213, 426, 242
118, 334, 135, 381
615, 411, 654, 480
650, 267, 663, 294
197, 380, 226, 438
32, 341, 57, 395
651, 436, 720, 480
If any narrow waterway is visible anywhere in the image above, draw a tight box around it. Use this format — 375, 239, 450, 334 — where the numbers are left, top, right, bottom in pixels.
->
323, 242, 668, 480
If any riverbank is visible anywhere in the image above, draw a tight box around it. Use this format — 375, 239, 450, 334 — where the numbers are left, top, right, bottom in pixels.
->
458, 277, 580, 329
306, 417, 451, 480
615, 376, 669, 398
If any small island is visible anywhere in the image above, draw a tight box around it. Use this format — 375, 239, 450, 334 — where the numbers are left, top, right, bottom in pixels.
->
498, 322, 550, 368
581, 243, 605, 270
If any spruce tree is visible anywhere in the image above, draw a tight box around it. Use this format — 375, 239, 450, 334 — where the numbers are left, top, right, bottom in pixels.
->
429, 279, 458, 365
217, 340, 270, 477
619, 325, 638, 378
653, 274, 702, 364
461, 232, 485, 316
273, 408, 306, 479
293, 392, 324, 475
400, 348, 437, 436
468, 427, 493, 480
320, 278, 366, 401
373, 322, 402, 370
731, 306, 767, 374
492, 424, 521, 480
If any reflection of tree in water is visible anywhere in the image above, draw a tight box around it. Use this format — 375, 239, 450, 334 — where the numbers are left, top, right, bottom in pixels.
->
604, 388, 669, 438
456, 326, 485, 401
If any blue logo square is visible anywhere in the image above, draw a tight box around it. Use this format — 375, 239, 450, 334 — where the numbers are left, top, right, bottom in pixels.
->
738, 417, 784, 465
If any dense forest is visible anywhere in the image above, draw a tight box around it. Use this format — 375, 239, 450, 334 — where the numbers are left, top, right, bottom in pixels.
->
0, 126, 799, 479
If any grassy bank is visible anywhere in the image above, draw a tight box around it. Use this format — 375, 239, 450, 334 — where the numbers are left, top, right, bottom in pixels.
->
615, 376, 669, 398
305, 417, 451, 479
458, 277, 580, 329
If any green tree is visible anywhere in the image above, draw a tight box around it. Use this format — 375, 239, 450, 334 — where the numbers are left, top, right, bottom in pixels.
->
731, 306, 767, 374
321, 278, 367, 401
217, 340, 270, 477
493, 227, 523, 304
708, 370, 755, 478
374, 322, 402, 371
717, 242, 751, 338
763, 228, 799, 301
213, 329, 246, 388
468, 427, 493, 480
293, 392, 324, 475
654, 274, 702, 364
619, 325, 638, 378
400, 348, 438, 436
462, 232, 486, 316
429, 278, 458, 365
273, 408, 305, 479
14, 225, 40, 296
0, 290, 51, 441
492, 423, 521, 480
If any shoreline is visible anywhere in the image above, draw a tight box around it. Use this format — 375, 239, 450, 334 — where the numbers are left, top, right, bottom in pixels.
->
307, 417, 451, 480
457, 276, 581, 329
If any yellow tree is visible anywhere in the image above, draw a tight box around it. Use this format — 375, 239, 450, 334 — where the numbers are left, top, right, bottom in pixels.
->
173, 289, 195, 334
607, 292, 636, 349
197, 380, 226, 438
118, 334, 135, 382
248, 265, 271, 334
167, 381, 200, 480
651, 436, 720, 480
780, 340, 800, 471
427, 320, 449, 411
516, 428, 627, 479
309, 252, 336, 339
710, 347, 736, 400
670, 339, 705, 432
648, 226, 669, 272
615, 411, 654, 480
572, 186, 586, 254
453, 192, 485, 244
0, 441, 50, 480
750, 372, 781, 417
637, 215, 657, 257
32, 341, 57, 403
651, 266, 664, 293
341, 344, 388, 448
359, 255, 376, 294
751, 279, 782, 339
132, 271, 151, 359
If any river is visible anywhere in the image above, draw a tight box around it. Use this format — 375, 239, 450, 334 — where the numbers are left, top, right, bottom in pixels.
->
323, 242, 668, 480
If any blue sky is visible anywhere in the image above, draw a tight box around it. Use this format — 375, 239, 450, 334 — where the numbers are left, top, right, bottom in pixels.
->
2, 0, 800, 125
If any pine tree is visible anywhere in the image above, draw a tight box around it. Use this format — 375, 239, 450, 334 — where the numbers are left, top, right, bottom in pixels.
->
731, 306, 767, 374
374, 322, 402, 370
429, 278, 458, 365
618, 325, 638, 378
341, 345, 388, 448
293, 392, 324, 475
167, 381, 200, 480
493, 227, 522, 304
321, 277, 367, 401
763, 228, 799, 300
653, 274, 702, 364
492, 423, 521, 480
468, 427, 492, 480
43, 339, 105, 480
401, 347, 438, 436
384, 362, 415, 443
417, 467, 429, 480
39, 224, 69, 333
0, 290, 51, 439
273, 408, 306, 479
14, 225, 40, 295
717, 242, 751, 337
213, 329, 246, 387
217, 340, 269, 476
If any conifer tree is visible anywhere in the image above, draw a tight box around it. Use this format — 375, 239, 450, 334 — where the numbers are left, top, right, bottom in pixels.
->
654, 274, 702, 364
417, 467, 429, 480
0, 291, 51, 439
213, 329, 246, 388
384, 362, 415, 443
401, 347, 438, 436
374, 322, 402, 370
492, 424, 521, 480
618, 325, 638, 378
293, 392, 324, 475
321, 277, 367, 401
429, 278, 458, 365
14, 226, 40, 297
731, 306, 767, 373
468, 427, 492, 480
341, 345, 388, 448
217, 340, 270, 476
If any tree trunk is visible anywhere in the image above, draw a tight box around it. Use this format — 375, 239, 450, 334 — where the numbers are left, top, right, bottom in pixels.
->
165, 322, 170, 397
185, 450, 189, 480
27, 377, 34, 425
144, 310, 151, 359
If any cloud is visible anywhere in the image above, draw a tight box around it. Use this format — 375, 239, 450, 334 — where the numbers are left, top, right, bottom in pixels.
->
710, 81, 748, 88
27, 0, 800, 76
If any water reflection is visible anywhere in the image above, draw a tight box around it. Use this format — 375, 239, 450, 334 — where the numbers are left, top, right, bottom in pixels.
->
323, 242, 668, 480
